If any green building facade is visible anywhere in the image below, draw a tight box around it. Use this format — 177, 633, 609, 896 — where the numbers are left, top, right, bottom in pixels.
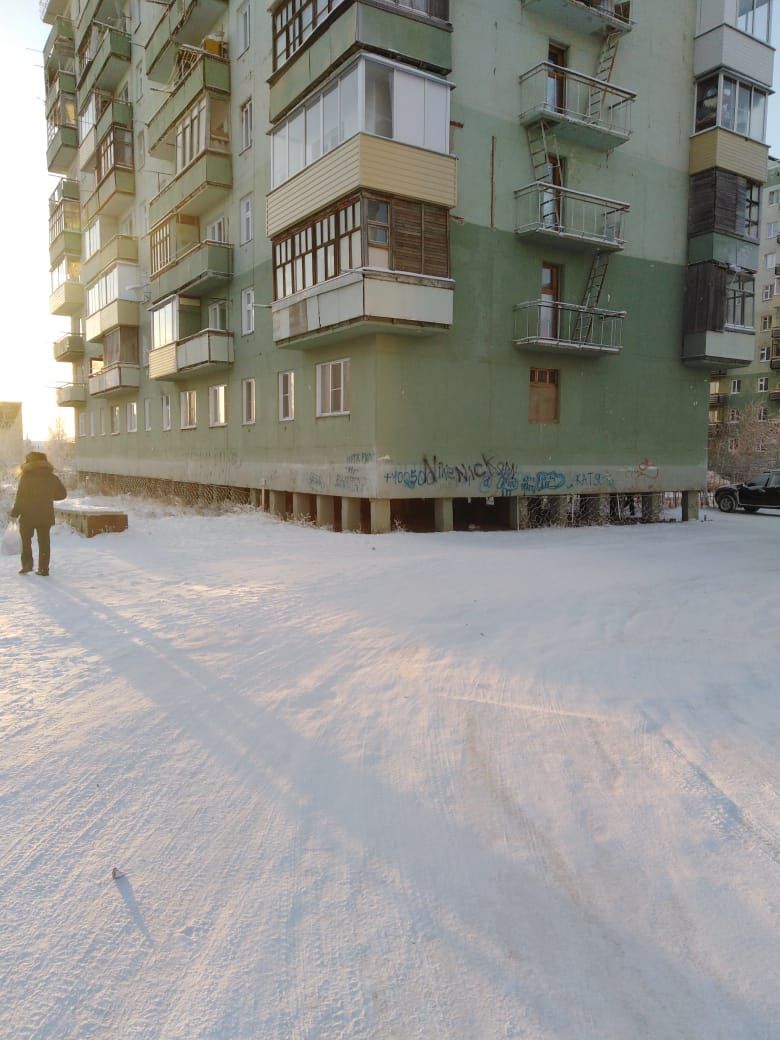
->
43, 0, 775, 530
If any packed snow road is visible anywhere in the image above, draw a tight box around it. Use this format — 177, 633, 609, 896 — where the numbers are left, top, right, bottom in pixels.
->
1, 499, 778, 1040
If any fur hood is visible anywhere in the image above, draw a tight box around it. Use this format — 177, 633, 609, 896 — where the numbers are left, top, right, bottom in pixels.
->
21, 457, 55, 475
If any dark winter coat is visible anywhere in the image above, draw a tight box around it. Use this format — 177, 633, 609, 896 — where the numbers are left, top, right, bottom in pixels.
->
10, 458, 67, 527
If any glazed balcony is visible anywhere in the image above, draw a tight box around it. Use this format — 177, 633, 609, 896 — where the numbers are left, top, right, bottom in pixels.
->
521, 0, 632, 34
78, 28, 131, 98
148, 151, 232, 227
43, 16, 74, 76
146, 0, 229, 83
519, 63, 635, 150
82, 166, 135, 224
50, 280, 84, 317
148, 52, 230, 159
46, 123, 78, 175
80, 96, 133, 172
56, 383, 87, 407
513, 299, 625, 356
272, 269, 454, 347
49, 180, 81, 264
45, 70, 76, 117
85, 300, 140, 344
150, 241, 232, 302
41, 0, 70, 25
82, 235, 138, 286
88, 364, 140, 397
683, 330, 755, 368
514, 183, 627, 251
53, 333, 87, 362
269, 0, 452, 121
148, 330, 234, 381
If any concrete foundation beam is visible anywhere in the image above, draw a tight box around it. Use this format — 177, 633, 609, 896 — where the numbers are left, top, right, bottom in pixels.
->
370, 498, 391, 534
681, 490, 700, 522
581, 494, 610, 525
509, 496, 530, 530
641, 493, 662, 523
342, 497, 362, 532
269, 490, 287, 518
316, 495, 335, 529
434, 498, 453, 532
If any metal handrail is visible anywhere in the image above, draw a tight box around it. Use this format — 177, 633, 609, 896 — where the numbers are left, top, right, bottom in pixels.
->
513, 299, 625, 351
514, 182, 628, 246
519, 62, 636, 137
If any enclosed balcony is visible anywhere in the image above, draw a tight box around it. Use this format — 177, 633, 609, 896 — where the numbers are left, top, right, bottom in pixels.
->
78, 27, 131, 98
48, 180, 81, 265
83, 233, 139, 286
148, 330, 234, 381
521, 0, 632, 34
53, 334, 86, 363
514, 183, 627, 251
41, 0, 70, 25
513, 299, 624, 356
519, 63, 635, 150
89, 364, 140, 397
148, 51, 230, 160
150, 241, 232, 302
43, 16, 74, 77
148, 151, 232, 227
769, 388, 780, 400
46, 122, 78, 175
771, 355, 780, 370
683, 331, 755, 368
45, 70, 76, 119
85, 299, 140, 344
56, 383, 87, 407
50, 261, 83, 317
146, 0, 228, 83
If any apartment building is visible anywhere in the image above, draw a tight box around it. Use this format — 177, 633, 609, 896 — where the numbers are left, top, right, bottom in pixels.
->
42, 0, 775, 531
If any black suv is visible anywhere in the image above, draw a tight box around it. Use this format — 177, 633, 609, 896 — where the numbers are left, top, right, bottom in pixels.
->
715, 470, 780, 513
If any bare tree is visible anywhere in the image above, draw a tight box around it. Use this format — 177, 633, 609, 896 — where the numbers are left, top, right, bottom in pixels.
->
709, 402, 780, 482
45, 418, 75, 472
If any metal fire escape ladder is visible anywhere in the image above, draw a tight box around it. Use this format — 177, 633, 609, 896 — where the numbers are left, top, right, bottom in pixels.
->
526, 120, 561, 185
588, 30, 621, 122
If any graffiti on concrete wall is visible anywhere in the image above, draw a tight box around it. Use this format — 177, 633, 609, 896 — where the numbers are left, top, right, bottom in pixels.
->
382, 454, 615, 495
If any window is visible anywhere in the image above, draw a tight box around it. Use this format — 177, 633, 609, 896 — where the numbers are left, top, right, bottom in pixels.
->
162, 394, 171, 431
240, 194, 253, 244
766, 253, 776, 269
96, 126, 133, 182
694, 73, 767, 140
278, 371, 295, 421
761, 314, 772, 330
271, 57, 450, 188
758, 405, 769, 420
760, 345, 770, 361
78, 413, 87, 438
241, 287, 255, 333
89, 412, 95, 437
208, 300, 228, 330
205, 216, 227, 243
175, 98, 208, 172
758, 376, 769, 391
767, 221, 778, 239
731, 378, 742, 393
209, 384, 227, 426
237, 1, 251, 54
729, 408, 740, 422
736, 0, 770, 41
770, 189, 780, 206
180, 389, 197, 429
84, 220, 100, 259
100, 408, 106, 436
110, 404, 120, 434
529, 368, 560, 423
316, 358, 350, 416
86, 268, 118, 315
724, 272, 754, 329
143, 399, 152, 431
240, 99, 253, 151
728, 437, 739, 452
150, 223, 172, 275
151, 298, 178, 349
242, 378, 256, 424
540, 262, 561, 339
763, 283, 774, 301
51, 257, 81, 293
126, 401, 138, 433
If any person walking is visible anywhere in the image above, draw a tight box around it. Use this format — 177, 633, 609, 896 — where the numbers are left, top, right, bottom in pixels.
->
9, 451, 68, 576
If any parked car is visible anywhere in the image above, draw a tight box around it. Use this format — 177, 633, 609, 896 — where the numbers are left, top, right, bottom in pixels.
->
715, 470, 780, 513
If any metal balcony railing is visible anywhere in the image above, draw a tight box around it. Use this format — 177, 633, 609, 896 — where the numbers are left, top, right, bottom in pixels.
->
513, 299, 625, 354
519, 62, 635, 141
522, 0, 632, 32
514, 183, 628, 249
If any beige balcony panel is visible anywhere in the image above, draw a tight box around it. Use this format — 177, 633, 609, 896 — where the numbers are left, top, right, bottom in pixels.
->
50, 281, 84, 316
88, 364, 140, 397
56, 383, 86, 406
694, 24, 774, 88
53, 334, 86, 362
148, 331, 234, 381
82, 235, 139, 286
85, 299, 140, 343
689, 128, 769, 184
148, 152, 232, 227
82, 168, 136, 223
266, 134, 458, 238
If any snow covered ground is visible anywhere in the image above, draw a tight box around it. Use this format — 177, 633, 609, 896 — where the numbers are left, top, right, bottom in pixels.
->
1, 494, 778, 1040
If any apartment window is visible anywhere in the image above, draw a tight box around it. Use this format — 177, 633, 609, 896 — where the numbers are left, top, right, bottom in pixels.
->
208, 300, 228, 330
240, 194, 253, 244
760, 345, 770, 361
694, 73, 767, 141
84, 220, 100, 259
272, 194, 448, 299
240, 99, 253, 151
278, 371, 295, 421
758, 405, 769, 420
758, 376, 769, 391
688, 171, 760, 240
51, 257, 81, 293
242, 378, 256, 424
769, 189, 780, 206
238, 1, 251, 53
89, 412, 95, 437
96, 126, 133, 182
180, 390, 197, 429
241, 287, 255, 333
736, 0, 770, 41
766, 252, 776, 269
205, 216, 227, 243
209, 384, 227, 426
142, 399, 151, 431
529, 368, 560, 423
763, 283, 774, 301
78, 413, 87, 438
110, 404, 120, 434
271, 57, 450, 188
767, 221, 779, 239
162, 394, 171, 431
126, 401, 138, 433
100, 408, 106, 435
724, 272, 755, 329
86, 268, 119, 315
731, 378, 742, 393
316, 358, 350, 416
151, 298, 178, 349
761, 314, 772, 330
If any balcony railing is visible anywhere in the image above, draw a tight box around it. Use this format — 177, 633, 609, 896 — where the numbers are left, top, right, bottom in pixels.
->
148, 329, 234, 381
709, 392, 728, 406
89, 364, 140, 397
56, 383, 87, 407
521, 0, 632, 32
513, 299, 625, 355
41, 0, 70, 25
769, 388, 780, 401
146, 0, 228, 81
43, 16, 74, 70
514, 183, 627, 250
78, 27, 131, 96
519, 63, 635, 149
148, 51, 230, 157
771, 356, 780, 370
148, 151, 231, 227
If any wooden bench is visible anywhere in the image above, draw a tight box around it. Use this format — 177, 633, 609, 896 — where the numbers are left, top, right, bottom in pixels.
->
55, 504, 128, 538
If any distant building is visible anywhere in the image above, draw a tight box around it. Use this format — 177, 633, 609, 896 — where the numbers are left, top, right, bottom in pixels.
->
0, 402, 24, 465
43, 0, 775, 529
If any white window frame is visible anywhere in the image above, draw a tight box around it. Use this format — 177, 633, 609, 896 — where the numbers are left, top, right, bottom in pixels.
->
241, 286, 255, 334
242, 377, 256, 424
144, 398, 152, 430
730, 378, 742, 394
205, 216, 227, 243
760, 345, 770, 361
278, 371, 295, 421
110, 404, 120, 435
209, 384, 227, 427
240, 98, 253, 151
240, 194, 253, 244
766, 252, 776, 269
237, 0, 251, 54
316, 358, 350, 416
769, 188, 780, 206
761, 314, 772, 330
763, 283, 773, 300
100, 408, 107, 436
126, 400, 138, 433
161, 393, 171, 431
180, 389, 197, 429
89, 412, 95, 437
208, 300, 228, 330
767, 221, 778, 239
757, 376, 769, 392
758, 405, 769, 420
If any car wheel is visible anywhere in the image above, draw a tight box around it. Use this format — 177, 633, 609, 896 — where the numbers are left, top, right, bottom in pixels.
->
743, 506, 759, 513
718, 495, 737, 513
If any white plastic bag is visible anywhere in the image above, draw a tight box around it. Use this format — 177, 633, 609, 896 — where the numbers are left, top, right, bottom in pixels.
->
1, 519, 21, 556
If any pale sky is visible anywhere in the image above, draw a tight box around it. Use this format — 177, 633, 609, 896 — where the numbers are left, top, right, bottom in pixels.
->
3, 6, 780, 441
